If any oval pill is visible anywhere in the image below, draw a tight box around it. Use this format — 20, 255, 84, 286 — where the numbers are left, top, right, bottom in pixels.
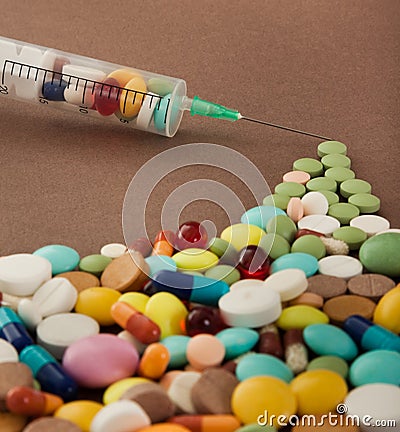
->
144, 292, 188, 339
220, 223, 266, 251
303, 323, 358, 360
241, 206, 285, 229
349, 350, 400, 387
79, 254, 112, 276
359, 233, 400, 277
290, 369, 348, 415
266, 215, 297, 243
236, 352, 294, 383
62, 334, 139, 388
373, 284, 400, 333
160, 335, 190, 368
172, 248, 218, 272
270, 253, 319, 277
33, 245, 80, 275
75, 287, 121, 326
276, 305, 329, 330
186, 334, 225, 371
216, 327, 259, 360
231, 376, 297, 426
138, 343, 169, 379
55, 400, 103, 432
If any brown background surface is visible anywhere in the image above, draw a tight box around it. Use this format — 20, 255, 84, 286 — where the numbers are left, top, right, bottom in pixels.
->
0, 0, 399, 257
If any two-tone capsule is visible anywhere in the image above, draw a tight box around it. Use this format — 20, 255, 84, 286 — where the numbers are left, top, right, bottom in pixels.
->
151, 270, 229, 307
6, 385, 63, 416
0, 307, 34, 352
344, 315, 400, 352
111, 301, 161, 344
19, 344, 78, 401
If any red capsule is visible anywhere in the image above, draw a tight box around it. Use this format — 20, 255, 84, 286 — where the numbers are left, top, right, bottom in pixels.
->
237, 245, 270, 280
111, 301, 160, 344
175, 221, 208, 251
6, 386, 63, 416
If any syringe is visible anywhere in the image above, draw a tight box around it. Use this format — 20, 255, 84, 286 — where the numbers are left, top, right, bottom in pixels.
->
0, 36, 331, 140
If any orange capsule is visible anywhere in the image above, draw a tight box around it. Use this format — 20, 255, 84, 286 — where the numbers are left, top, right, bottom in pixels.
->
151, 230, 175, 257
6, 386, 63, 416
168, 415, 241, 432
138, 343, 170, 379
111, 301, 160, 344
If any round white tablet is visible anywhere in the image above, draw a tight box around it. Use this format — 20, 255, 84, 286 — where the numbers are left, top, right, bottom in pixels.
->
32, 277, 77, 317
0, 339, 19, 363
344, 383, 400, 432
350, 215, 390, 237
0, 253, 52, 296
228, 279, 266, 292
318, 255, 363, 280
167, 371, 201, 414
136, 92, 160, 129
301, 191, 329, 215
90, 400, 150, 432
36, 313, 100, 359
101, 243, 127, 259
264, 269, 308, 301
297, 215, 340, 236
219, 281, 281, 327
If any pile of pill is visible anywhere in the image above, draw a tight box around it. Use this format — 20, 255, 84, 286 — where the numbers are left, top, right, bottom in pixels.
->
41, 59, 173, 132
1, 140, 400, 432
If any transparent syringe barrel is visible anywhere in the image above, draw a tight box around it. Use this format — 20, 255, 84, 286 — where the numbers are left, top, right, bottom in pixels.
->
0, 36, 186, 137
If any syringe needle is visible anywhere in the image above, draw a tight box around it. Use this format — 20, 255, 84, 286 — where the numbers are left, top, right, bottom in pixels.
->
240, 116, 333, 141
